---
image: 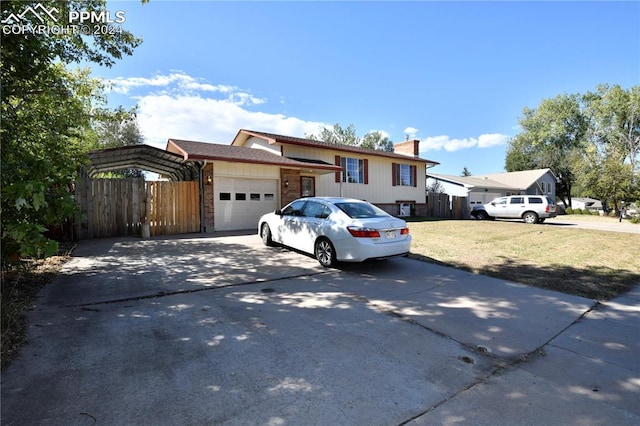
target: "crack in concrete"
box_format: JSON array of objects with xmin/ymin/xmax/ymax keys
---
[{"xmin": 56, "ymin": 270, "xmax": 331, "ymax": 310}]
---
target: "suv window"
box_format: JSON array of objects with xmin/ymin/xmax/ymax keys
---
[
  {"xmin": 510, "ymin": 197, "xmax": 524, "ymax": 204},
  {"xmin": 492, "ymin": 197, "xmax": 507, "ymax": 205},
  {"xmin": 528, "ymin": 197, "xmax": 543, "ymax": 204}
]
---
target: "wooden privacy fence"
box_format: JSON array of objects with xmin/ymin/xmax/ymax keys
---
[
  {"xmin": 146, "ymin": 181, "xmax": 200, "ymax": 237},
  {"xmin": 75, "ymin": 178, "xmax": 200, "ymax": 239},
  {"xmin": 427, "ymin": 192, "xmax": 470, "ymax": 219}
]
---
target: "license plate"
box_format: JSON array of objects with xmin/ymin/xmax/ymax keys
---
[{"xmin": 385, "ymin": 230, "xmax": 396, "ymax": 239}]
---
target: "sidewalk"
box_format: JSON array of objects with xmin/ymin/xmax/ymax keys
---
[
  {"xmin": 411, "ymin": 284, "xmax": 640, "ymax": 424},
  {"xmin": 547, "ymin": 217, "xmax": 640, "ymax": 234}
]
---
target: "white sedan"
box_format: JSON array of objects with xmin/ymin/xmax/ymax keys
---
[{"xmin": 258, "ymin": 197, "xmax": 411, "ymax": 267}]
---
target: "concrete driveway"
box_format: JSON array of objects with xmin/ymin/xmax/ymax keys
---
[{"xmin": 2, "ymin": 234, "xmax": 638, "ymax": 425}]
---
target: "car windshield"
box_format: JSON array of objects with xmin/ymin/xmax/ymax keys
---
[{"xmin": 334, "ymin": 202, "xmax": 389, "ymax": 219}]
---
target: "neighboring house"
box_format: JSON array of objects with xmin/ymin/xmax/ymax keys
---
[
  {"xmin": 167, "ymin": 129, "xmax": 439, "ymax": 231},
  {"xmin": 427, "ymin": 169, "xmax": 557, "ymax": 208},
  {"xmin": 569, "ymin": 197, "xmax": 603, "ymax": 212}
]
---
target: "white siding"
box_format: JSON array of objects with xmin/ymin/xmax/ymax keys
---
[
  {"xmin": 283, "ymin": 145, "xmax": 426, "ymax": 203},
  {"xmin": 214, "ymin": 162, "xmax": 280, "ymax": 179}
]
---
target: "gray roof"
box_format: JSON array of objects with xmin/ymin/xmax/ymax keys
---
[
  {"xmin": 429, "ymin": 169, "xmax": 554, "ymax": 191},
  {"xmin": 167, "ymin": 138, "xmax": 341, "ymax": 174}
]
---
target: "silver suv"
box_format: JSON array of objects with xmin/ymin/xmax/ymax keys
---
[{"xmin": 471, "ymin": 195, "xmax": 557, "ymax": 223}]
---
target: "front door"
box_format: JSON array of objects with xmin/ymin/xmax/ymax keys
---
[{"xmin": 301, "ymin": 176, "xmax": 315, "ymax": 197}]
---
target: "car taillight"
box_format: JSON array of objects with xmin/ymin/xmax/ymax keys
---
[
  {"xmin": 401, "ymin": 227, "xmax": 409, "ymax": 235},
  {"xmin": 545, "ymin": 206, "xmax": 550, "ymax": 212},
  {"xmin": 347, "ymin": 227, "xmax": 380, "ymax": 238}
]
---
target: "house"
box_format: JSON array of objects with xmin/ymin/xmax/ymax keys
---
[
  {"xmin": 167, "ymin": 129, "xmax": 439, "ymax": 231},
  {"xmin": 569, "ymin": 197, "xmax": 603, "ymax": 212},
  {"xmin": 427, "ymin": 169, "xmax": 557, "ymax": 208}
]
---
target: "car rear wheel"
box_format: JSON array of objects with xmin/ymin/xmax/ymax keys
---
[
  {"xmin": 315, "ymin": 238, "xmax": 336, "ymax": 267},
  {"xmin": 523, "ymin": 211, "xmax": 538, "ymax": 224},
  {"xmin": 260, "ymin": 223, "xmax": 275, "ymax": 246}
]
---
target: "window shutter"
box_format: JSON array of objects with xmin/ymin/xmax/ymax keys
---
[
  {"xmin": 392, "ymin": 163, "xmax": 397, "ymax": 186},
  {"xmin": 412, "ymin": 165, "xmax": 417, "ymax": 187},
  {"xmin": 363, "ymin": 159, "xmax": 369, "ymax": 184},
  {"xmin": 335, "ymin": 155, "xmax": 341, "ymax": 183}
]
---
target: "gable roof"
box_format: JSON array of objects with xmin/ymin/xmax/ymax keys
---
[
  {"xmin": 478, "ymin": 169, "xmax": 555, "ymax": 189},
  {"xmin": 233, "ymin": 129, "xmax": 440, "ymax": 166},
  {"xmin": 166, "ymin": 138, "xmax": 341, "ymax": 173},
  {"xmin": 429, "ymin": 168, "xmax": 555, "ymax": 191}
]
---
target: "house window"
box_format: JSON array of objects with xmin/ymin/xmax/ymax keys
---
[
  {"xmin": 341, "ymin": 157, "xmax": 365, "ymax": 183},
  {"xmin": 250, "ymin": 193, "xmax": 260, "ymax": 201},
  {"xmin": 235, "ymin": 193, "xmax": 246, "ymax": 201},
  {"xmin": 393, "ymin": 164, "xmax": 416, "ymax": 187},
  {"xmin": 220, "ymin": 192, "xmax": 231, "ymax": 201}
]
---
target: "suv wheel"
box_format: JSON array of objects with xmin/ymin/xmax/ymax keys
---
[
  {"xmin": 476, "ymin": 210, "xmax": 489, "ymax": 220},
  {"xmin": 523, "ymin": 211, "xmax": 538, "ymax": 224}
]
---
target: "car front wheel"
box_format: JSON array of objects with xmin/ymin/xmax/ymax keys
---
[
  {"xmin": 315, "ymin": 238, "xmax": 336, "ymax": 267},
  {"xmin": 523, "ymin": 212, "xmax": 538, "ymax": 224},
  {"xmin": 260, "ymin": 223, "xmax": 275, "ymax": 246}
]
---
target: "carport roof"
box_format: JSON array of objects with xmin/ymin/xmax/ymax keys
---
[
  {"xmin": 167, "ymin": 138, "xmax": 341, "ymax": 174},
  {"xmin": 86, "ymin": 145, "xmax": 201, "ymax": 181}
]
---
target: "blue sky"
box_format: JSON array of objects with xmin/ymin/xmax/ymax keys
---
[{"xmin": 97, "ymin": 1, "xmax": 640, "ymax": 176}]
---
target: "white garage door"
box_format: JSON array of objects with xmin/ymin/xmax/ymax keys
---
[
  {"xmin": 214, "ymin": 178, "xmax": 278, "ymax": 231},
  {"xmin": 469, "ymin": 192, "xmax": 502, "ymax": 207}
]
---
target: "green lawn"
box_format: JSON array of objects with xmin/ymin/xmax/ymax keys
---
[{"xmin": 407, "ymin": 217, "xmax": 640, "ymax": 301}]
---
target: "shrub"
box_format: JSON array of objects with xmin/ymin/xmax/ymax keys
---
[{"xmin": 565, "ymin": 207, "xmax": 573, "ymax": 214}]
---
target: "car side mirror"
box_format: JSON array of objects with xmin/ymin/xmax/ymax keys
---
[
  {"xmin": 490, "ymin": 202, "xmax": 496, "ymax": 206},
  {"xmin": 275, "ymin": 209, "xmax": 282, "ymax": 216}
]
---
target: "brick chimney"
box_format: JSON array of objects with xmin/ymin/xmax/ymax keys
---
[{"xmin": 394, "ymin": 139, "xmax": 420, "ymax": 157}]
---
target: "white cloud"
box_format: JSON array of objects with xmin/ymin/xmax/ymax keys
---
[
  {"xmin": 478, "ymin": 133, "xmax": 510, "ymax": 148},
  {"xmin": 107, "ymin": 71, "xmax": 246, "ymax": 99},
  {"xmin": 136, "ymin": 94, "xmax": 325, "ymax": 149},
  {"xmin": 420, "ymin": 133, "xmax": 509, "ymax": 152},
  {"xmin": 404, "ymin": 127, "xmax": 419, "ymax": 138},
  {"xmin": 104, "ymin": 71, "xmax": 326, "ymax": 148}
]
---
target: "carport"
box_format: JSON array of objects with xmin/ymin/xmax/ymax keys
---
[{"xmin": 77, "ymin": 145, "xmax": 205, "ymax": 239}]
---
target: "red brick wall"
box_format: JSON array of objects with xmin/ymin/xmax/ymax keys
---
[
  {"xmin": 280, "ymin": 169, "xmax": 301, "ymax": 207},
  {"xmin": 202, "ymin": 163, "xmax": 214, "ymax": 232}
]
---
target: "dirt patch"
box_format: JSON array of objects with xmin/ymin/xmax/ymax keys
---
[{"xmin": 1, "ymin": 245, "xmax": 74, "ymax": 370}]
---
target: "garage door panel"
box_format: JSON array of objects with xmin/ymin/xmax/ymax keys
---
[{"xmin": 214, "ymin": 178, "xmax": 277, "ymax": 231}]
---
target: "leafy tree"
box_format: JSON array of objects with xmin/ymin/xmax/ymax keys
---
[
  {"xmin": 461, "ymin": 167, "xmax": 471, "ymax": 176},
  {"xmin": 1, "ymin": 0, "xmax": 143, "ymax": 260},
  {"xmin": 505, "ymin": 93, "xmax": 588, "ymax": 207},
  {"xmin": 426, "ymin": 180, "xmax": 445, "ymax": 193},
  {"xmin": 579, "ymin": 85, "xmax": 640, "ymax": 211},
  {"xmin": 90, "ymin": 114, "xmax": 145, "ymax": 178},
  {"xmin": 584, "ymin": 85, "xmax": 640, "ymax": 173},
  {"xmin": 307, "ymin": 123, "xmax": 395, "ymax": 152},
  {"xmin": 361, "ymin": 131, "xmax": 394, "ymax": 152},
  {"xmin": 307, "ymin": 123, "xmax": 360, "ymax": 146}
]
